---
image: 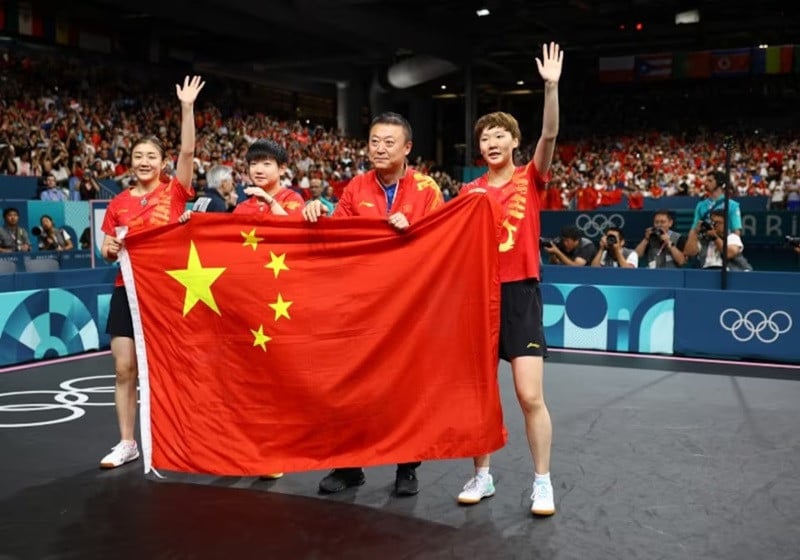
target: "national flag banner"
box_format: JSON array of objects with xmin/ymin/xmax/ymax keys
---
[
  {"xmin": 711, "ymin": 48, "xmax": 751, "ymax": 76},
  {"xmin": 120, "ymin": 195, "xmax": 506, "ymax": 476},
  {"xmin": 598, "ymin": 56, "xmax": 635, "ymax": 83},
  {"xmin": 673, "ymin": 51, "xmax": 711, "ymax": 79},
  {"xmin": 635, "ymin": 53, "xmax": 673, "ymax": 80},
  {"xmin": 17, "ymin": 1, "xmax": 42, "ymax": 37},
  {"xmin": 765, "ymin": 45, "xmax": 793, "ymax": 74},
  {"xmin": 55, "ymin": 18, "xmax": 77, "ymax": 46}
]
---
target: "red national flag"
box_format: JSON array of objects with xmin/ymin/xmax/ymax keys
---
[
  {"xmin": 121, "ymin": 195, "xmax": 506, "ymax": 475},
  {"xmin": 17, "ymin": 1, "xmax": 42, "ymax": 37}
]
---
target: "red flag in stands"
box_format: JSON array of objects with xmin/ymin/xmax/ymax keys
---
[{"xmin": 121, "ymin": 195, "xmax": 505, "ymax": 476}]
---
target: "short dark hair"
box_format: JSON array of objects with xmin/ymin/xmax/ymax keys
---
[
  {"xmin": 653, "ymin": 209, "xmax": 674, "ymax": 221},
  {"xmin": 246, "ymin": 139, "xmax": 288, "ymax": 166},
  {"xmin": 3, "ymin": 207, "xmax": 19, "ymax": 219},
  {"xmin": 605, "ymin": 226, "xmax": 625, "ymax": 240},
  {"xmin": 710, "ymin": 209, "xmax": 726, "ymax": 220},
  {"xmin": 710, "ymin": 171, "xmax": 728, "ymax": 190},
  {"xmin": 560, "ymin": 225, "xmax": 582, "ymax": 240},
  {"xmin": 474, "ymin": 112, "xmax": 521, "ymax": 145},
  {"xmin": 370, "ymin": 112, "xmax": 413, "ymax": 142}
]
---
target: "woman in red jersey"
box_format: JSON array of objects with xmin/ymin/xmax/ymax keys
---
[
  {"xmin": 98, "ymin": 75, "xmax": 205, "ymax": 468},
  {"xmin": 456, "ymin": 43, "xmax": 562, "ymax": 516}
]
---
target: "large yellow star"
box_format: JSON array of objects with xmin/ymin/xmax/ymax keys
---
[
  {"xmin": 250, "ymin": 324, "xmax": 272, "ymax": 351},
  {"xmin": 268, "ymin": 293, "xmax": 293, "ymax": 321},
  {"xmin": 166, "ymin": 241, "xmax": 226, "ymax": 316},
  {"xmin": 265, "ymin": 251, "xmax": 289, "ymax": 278},
  {"xmin": 241, "ymin": 228, "xmax": 264, "ymax": 251}
]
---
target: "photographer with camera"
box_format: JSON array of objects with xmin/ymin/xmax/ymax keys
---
[
  {"xmin": 78, "ymin": 170, "xmax": 102, "ymax": 200},
  {"xmin": 635, "ymin": 209, "xmax": 686, "ymax": 269},
  {"xmin": 692, "ymin": 171, "xmax": 741, "ymax": 236},
  {"xmin": 543, "ymin": 225, "xmax": 597, "ymax": 266},
  {"xmin": 591, "ymin": 226, "xmax": 638, "ymax": 268},
  {"xmin": 684, "ymin": 209, "xmax": 750, "ymax": 270},
  {"xmin": 0, "ymin": 207, "xmax": 32, "ymax": 253},
  {"xmin": 34, "ymin": 214, "xmax": 73, "ymax": 251}
]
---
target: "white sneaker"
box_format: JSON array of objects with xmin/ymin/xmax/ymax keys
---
[
  {"xmin": 530, "ymin": 480, "xmax": 555, "ymax": 516},
  {"xmin": 100, "ymin": 441, "xmax": 140, "ymax": 469},
  {"xmin": 457, "ymin": 474, "xmax": 495, "ymax": 504}
]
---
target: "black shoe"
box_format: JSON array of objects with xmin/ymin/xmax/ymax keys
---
[
  {"xmin": 395, "ymin": 467, "xmax": 419, "ymax": 496},
  {"xmin": 318, "ymin": 468, "xmax": 365, "ymax": 494}
]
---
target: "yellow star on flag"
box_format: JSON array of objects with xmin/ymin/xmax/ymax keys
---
[
  {"xmin": 250, "ymin": 324, "xmax": 272, "ymax": 351},
  {"xmin": 166, "ymin": 241, "xmax": 226, "ymax": 316},
  {"xmin": 268, "ymin": 293, "xmax": 293, "ymax": 321},
  {"xmin": 241, "ymin": 228, "xmax": 264, "ymax": 251},
  {"xmin": 265, "ymin": 251, "xmax": 289, "ymax": 278}
]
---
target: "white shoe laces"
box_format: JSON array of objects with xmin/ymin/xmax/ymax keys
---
[
  {"xmin": 462, "ymin": 476, "xmax": 481, "ymax": 493},
  {"xmin": 532, "ymin": 481, "xmax": 552, "ymax": 501}
]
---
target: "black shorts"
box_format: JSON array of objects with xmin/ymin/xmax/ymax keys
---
[
  {"xmin": 499, "ymin": 279, "xmax": 548, "ymax": 361},
  {"xmin": 106, "ymin": 286, "xmax": 134, "ymax": 339}
]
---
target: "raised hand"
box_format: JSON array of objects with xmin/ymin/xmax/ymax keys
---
[
  {"xmin": 176, "ymin": 75, "xmax": 206, "ymax": 105},
  {"xmin": 536, "ymin": 42, "xmax": 563, "ymax": 84}
]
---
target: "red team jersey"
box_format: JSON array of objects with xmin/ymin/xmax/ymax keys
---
[
  {"xmin": 333, "ymin": 167, "xmax": 443, "ymax": 223},
  {"xmin": 461, "ymin": 162, "xmax": 547, "ymax": 283},
  {"xmin": 102, "ymin": 177, "xmax": 194, "ymax": 286},
  {"xmin": 233, "ymin": 188, "xmax": 305, "ymax": 216}
]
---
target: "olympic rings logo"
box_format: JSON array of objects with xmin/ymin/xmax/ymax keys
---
[
  {"xmin": 0, "ymin": 375, "xmax": 119, "ymax": 428},
  {"xmin": 719, "ymin": 309, "xmax": 793, "ymax": 344},
  {"xmin": 575, "ymin": 214, "xmax": 625, "ymax": 237}
]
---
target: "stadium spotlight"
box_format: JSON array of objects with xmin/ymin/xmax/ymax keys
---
[{"xmin": 476, "ymin": 8, "xmax": 490, "ymax": 17}]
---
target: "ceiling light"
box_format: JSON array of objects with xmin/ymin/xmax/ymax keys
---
[
  {"xmin": 476, "ymin": 8, "xmax": 490, "ymax": 17},
  {"xmin": 516, "ymin": 80, "xmax": 524, "ymax": 85},
  {"xmin": 441, "ymin": 84, "xmax": 447, "ymax": 90},
  {"xmin": 675, "ymin": 9, "xmax": 700, "ymax": 25}
]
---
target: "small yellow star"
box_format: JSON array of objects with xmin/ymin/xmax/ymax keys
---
[
  {"xmin": 250, "ymin": 324, "xmax": 272, "ymax": 351},
  {"xmin": 166, "ymin": 241, "xmax": 226, "ymax": 316},
  {"xmin": 268, "ymin": 293, "xmax": 293, "ymax": 321},
  {"xmin": 265, "ymin": 251, "xmax": 289, "ymax": 278},
  {"xmin": 241, "ymin": 228, "xmax": 264, "ymax": 251}
]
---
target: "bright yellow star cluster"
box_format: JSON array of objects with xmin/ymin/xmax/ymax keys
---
[{"xmin": 166, "ymin": 230, "xmax": 295, "ymax": 353}]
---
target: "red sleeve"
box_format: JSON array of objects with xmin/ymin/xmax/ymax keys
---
[
  {"xmin": 525, "ymin": 161, "xmax": 549, "ymax": 192},
  {"xmin": 332, "ymin": 180, "xmax": 357, "ymax": 217},
  {"xmin": 170, "ymin": 176, "xmax": 194, "ymax": 203},
  {"xmin": 101, "ymin": 198, "xmax": 119, "ymax": 236}
]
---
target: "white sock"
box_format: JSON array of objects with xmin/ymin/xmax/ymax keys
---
[
  {"xmin": 121, "ymin": 439, "xmax": 137, "ymax": 447},
  {"xmin": 476, "ymin": 467, "xmax": 490, "ymax": 478},
  {"xmin": 534, "ymin": 472, "xmax": 551, "ymax": 485}
]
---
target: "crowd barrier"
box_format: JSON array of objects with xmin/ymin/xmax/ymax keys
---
[
  {"xmin": 0, "ymin": 175, "xmax": 120, "ymax": 200},
  {"xmin": 0, "ymin": 264, "xmax": 796, "ymax": 367},
  {"xmin": 540, "ymin": 209, "xmax": 799, "ymax": 243}
]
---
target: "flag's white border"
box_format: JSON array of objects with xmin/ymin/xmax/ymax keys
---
[{"xmin": 117, "ymin": 226, "xmax": 154, "ymax": 474}]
